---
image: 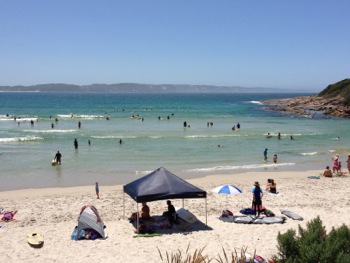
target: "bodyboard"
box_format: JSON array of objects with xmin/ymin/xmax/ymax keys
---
[
  {"xmin": 280, "ymin": 209, "xmax": 303, "ymax": 220},
  {"xmin": 175, "ymin": 207, "xmax": 197, "ymax": 224},
  {"xmin": 233, "ymin": 215, "xmax": 254, "ymax": 224}
]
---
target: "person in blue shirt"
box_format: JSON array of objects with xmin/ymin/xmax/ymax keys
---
[
  {"xmin": 263, "ymin": 148, "xmax": 268, "ymax": 161},
  {"xmin": 252, "ymin": 182, "xmax": 263, "ymax": 217}
]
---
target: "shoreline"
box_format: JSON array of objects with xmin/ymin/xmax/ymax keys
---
[
  {"xmin": 0, "ymin": 161, "xmax": 323, "ymax": 192},
  {"xmin": 1, "ymin": 169, "xmax": 349, "ymax": 262}
]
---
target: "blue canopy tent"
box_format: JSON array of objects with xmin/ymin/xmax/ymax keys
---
[{"xmin": 123, "ymin": 167, "xmax": 207, "ymax": 227}]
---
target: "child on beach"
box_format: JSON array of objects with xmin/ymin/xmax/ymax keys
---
[
  {"xmin": 95, "ymin": 182, "xmax": 100, "ymax": 199},
  {"xmin": 332, "ymin": 155, "xmax": 341, "ymax": 174},
  {"xmin": 263, "ymin": 148, "xmax": 268, "ymax": 161},
  {"xmin": 273, "ymin": 154, "xmax": 278, "ymax": 163}
]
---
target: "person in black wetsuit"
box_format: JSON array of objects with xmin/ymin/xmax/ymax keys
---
[{"xmin": 54, "ymin": 151, "xmax": 62, "ymax": 164}]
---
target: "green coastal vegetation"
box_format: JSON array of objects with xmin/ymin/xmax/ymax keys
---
[
  {"xmin": 158, "ymin": 217, "xmax": 350, "ymax": 262},
  {"xmin": 318, "ymin": 78, "xmax": 350, "ymax": 106}
]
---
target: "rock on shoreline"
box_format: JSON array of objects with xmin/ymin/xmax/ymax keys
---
[{"xmin": 262, "ymin": 96, "xmax": 350, "ymax": 118}]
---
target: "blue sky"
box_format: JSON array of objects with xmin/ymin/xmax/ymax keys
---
[{"xmin": 1, "ymin": 1, "xmax": 349, "ymax": 91}]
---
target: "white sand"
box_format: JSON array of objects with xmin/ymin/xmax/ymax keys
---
[{"xmin": 0, "ymin": 170, "xmax": 349, "ymax": 262}]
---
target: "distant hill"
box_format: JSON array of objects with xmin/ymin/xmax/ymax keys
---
[
  {"xmin": 0, "ymin": 83, "xmax": 309, "ymax": 93},
  {"xmin": 318, "ymin": 78, "xmax": 350, "ymax": 106}
]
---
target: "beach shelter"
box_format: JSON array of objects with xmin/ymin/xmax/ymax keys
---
[
  {"xmin": 123, "ymin": 167, "xmax": 207, "ymax": 225},
  {"xmin": 77, "ymin": 205, "xmax": 106, "ymax": 239}
]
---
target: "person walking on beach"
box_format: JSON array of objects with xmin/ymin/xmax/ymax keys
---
[
  {"xmin": 263, "ymin": 148, "xmax": 268, "ymax": 161},
  {"xmin": 95, "ymin": 182, "xmax": 100, "ymax": 199},
  {"xmin": 74, "ymin": 138, "xmax": 78, "ymax": 150},
  {"xmin": 54, "ymin": 151, "xmax": 62, "ymax": 164},
  {"xmin": 252, "ymin": 182, "xmax": 263, "ymax": 217}
]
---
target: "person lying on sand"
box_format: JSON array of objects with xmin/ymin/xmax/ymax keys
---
[{"xmin": 1, "ymin": 210, "xmax": 17, "ymax": 222}]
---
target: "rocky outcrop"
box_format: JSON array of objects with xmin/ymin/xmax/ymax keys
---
[{"xmin": 262, "ymin": 95, "xmax": 350, "ymax": 118}]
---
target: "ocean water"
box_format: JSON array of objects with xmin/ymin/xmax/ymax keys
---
[{"xmin": 0, "ymin": 92, "xmax": 349, "ymax": 191}]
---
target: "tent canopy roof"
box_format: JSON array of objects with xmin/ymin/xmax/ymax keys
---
[{"xmin": 123, "ymin": 167, "xmax": 207, "ymax": 203}]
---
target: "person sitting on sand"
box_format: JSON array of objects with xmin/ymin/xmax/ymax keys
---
[
  {"xmin": 346, "ymin": 153, "xmax": 350, "ymax": 173},
  {"xmin": 1, "ymin": 210, "xmax": 17, "ymax": 222},
  {"xmin": 129, "ymin": 202, "xmax": 150, "ymax": 222},
  {"xmin": 141, "ymin": 202, "xmax": 150, "ymax": 219},
  {"xmin": 162, "ymin": 200, "xmax": 177, "ymax": 225},
  {"xmin": 265, "ymin": 179, "xmax": 272, "ymax": 191},
  {"xmin": 269, "ymin": 179, "xmax": 277, "ymax": 193},
  {"xmin": 265, "ymin": 179, "xmax": 277, "ymax": 193},
  {"xmin": 323, "ymin": 166, "xmax": 333, "ymax": 178}
]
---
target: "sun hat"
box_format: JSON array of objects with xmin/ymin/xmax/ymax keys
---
[{"xmin": 254, "ymin": 181, "xmax": 259, "ymax": 186}]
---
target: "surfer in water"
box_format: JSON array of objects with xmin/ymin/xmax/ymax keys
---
[
  {"xmin": 74, "ymin": 138, "xmax": 78, "ymax": 149},
  {"xmin": 54, "ymin": 151, "xmax": 62, "ymax": 164}
]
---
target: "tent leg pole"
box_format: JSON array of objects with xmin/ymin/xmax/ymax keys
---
[
  {"xmin": 123, "ymin": 193, "xmax": 125, "ymax": 219},
  {"xmin": 136, "ymin": 203, "xmax": 139, "ymax": 231},
  {"xmin": 205, "ymin": 197, "xmax": 207, "ymax": 226}
]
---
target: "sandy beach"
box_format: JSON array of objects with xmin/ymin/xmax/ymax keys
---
[{"xmin": 1, "ymin": 169, "xmax": 349, "ymax": 262}]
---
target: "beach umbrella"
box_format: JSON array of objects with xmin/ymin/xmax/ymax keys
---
[
  {"xmin": 212, "ymin": 185, "xmax": 242, "ymax": 195},
  {"xmin": 212, "ymin": 184, "xmax": 242, "ymax": 208}
]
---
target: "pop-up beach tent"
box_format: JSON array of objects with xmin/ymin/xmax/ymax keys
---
[
  {"xmin": 123, "ymin": 167, "xmax": 207, "ymax": 226},
  {"xmin": 77, "ymin": 205, "xmax": 107, "ymax": 239}
]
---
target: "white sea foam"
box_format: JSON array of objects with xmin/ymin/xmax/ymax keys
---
[
  {"xmin": 300, "ymin": 152, "xmax": 318, "ymax": 156},
  {"xmin": 91, "ymin": 135, "xmax": 137, "ymax": 139},
  {"xmin": 184, "ymin": 162, "xmax": 295, "ymax": 172},
  {"xmin": 250, "ymin": 101, "xmax": 263, "ymax": 105},
  {"xmin": 184, "ymin": 134, "xmax": 241, "ymax": 139},
  {"xmin": 57, "ymin": 114, "xmax": 105, "ymax": 119},
  {"xmin": 22, "ymin": 129, "xmax": 77, "ymax": 133},
  {"xmin": 0, "ymin": 136, "xmax": 43, "ymax": 143},
  {"xmin": 12, "ymin": 118, "xmax": 38, "ymax": 122}
]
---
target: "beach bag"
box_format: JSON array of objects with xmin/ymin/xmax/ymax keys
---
[
  {"xmin": 222, "ymin": 209, "xmax": 233, "ymax": 217},
  {"xmin": 240, "ymin": 208, "xmax": 255, "ymax": 215},
  {"xmin": 264, "ymin": 209, "xmax": 275, "ymax": 217}
]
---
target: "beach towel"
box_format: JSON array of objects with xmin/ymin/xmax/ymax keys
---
[
  {"xmin": 133, "ymin": 233, "xmax": 162, "ymax": 238},
  {"xmin": 280, "ymin": 209, "xmax": 303, "ymax": 221},
  {"xmin": 308, "ymin": 176, "xmax": 320, "ymax": 179}
]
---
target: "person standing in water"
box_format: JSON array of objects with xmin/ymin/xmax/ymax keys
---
[
  {"xmin": 74, "ymin": 138, "xmax": 78, "ymax": 149},
  {"xmin": 78, "ymin": 121, "xmax": 81, "ymax": 129},
  {"xmin": 54, "ymin": 151, "xmax": 62, "ymax": 164},
  {"xmin": 263, "ymin": 148, "xmax": 268, "ymax": 161},
  {"xmin": 273, "ymin": 154, "xmax": 278, "ymax": 163}
]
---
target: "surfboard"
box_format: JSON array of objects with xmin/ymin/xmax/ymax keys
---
[
  {"xmin": 175, "ymin": 207, "xmax": 197, "ymax": 224},
  {"xmin": 27, "ymin": 230, "xmax": 44, "ymax": 248},
  {"xmin": 51, "ymin": 160, "xmax": 58, "ymax": 166}
]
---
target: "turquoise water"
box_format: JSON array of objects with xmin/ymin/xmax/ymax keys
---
[{"xmin": 0, "ymin": 92, "xmax": 349, "ymax": 191}]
